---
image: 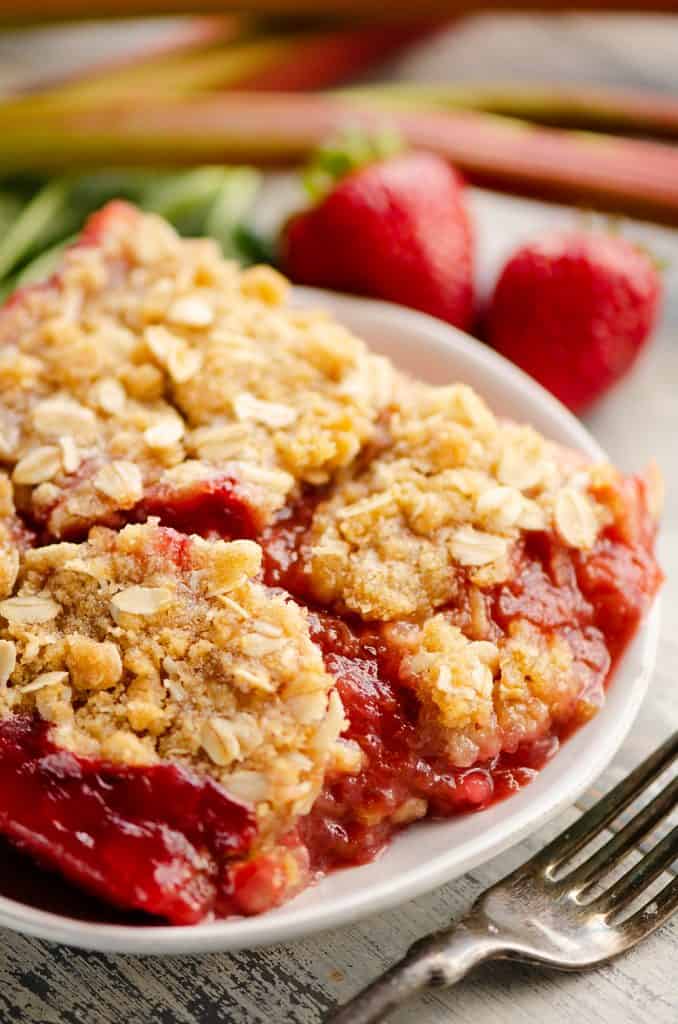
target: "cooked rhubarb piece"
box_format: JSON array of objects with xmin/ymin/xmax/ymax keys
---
[
  {"xmin": 0, "ymin": 201, "xmax": 391, "ymax": 540},
  {"xmin": 297, "ymin": 611, "xmax": 558, "ymax": 869},
  {"xmin": 0, "ymin": 715, "xmax": 255, "ymax": 924},
  {"xmin": 139, "ymin": 470, "xmax": 262, "ymax": 539},
  {"xmin": 0, "ymin": 520, "xmax": 345, "ymax": 920}
]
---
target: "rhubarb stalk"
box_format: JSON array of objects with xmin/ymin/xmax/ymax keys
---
[
  {"xmin": 343, "ymin": 82, "xmax": 678, "ymax": 142},
  {"xmin": 3, "ymin": 94, "xmax": 678, "ymax": 224},
  {"xmin": 2, "ymin": 25, "xmax": 435, "ymax": 116}
]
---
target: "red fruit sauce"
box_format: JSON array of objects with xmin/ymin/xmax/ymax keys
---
[
  {"xmin": 139, "ymin": 475, "xmax": 261, "ymax": 541},
  {"xmin": 0, "ymin": 715, "xmax": 256, "ymax": 924},
  {"xmin": 299, "ymin": 611, "xmax": 559, "ymax": 871}
]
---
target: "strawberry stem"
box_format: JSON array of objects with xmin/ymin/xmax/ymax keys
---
[
  {"xmin": 0, "ymin": 179, "xmax": 76, "ymax": 280},
  {"xmin": 302, "ymin": 126, "xmax": 403, "ymax": 199}
]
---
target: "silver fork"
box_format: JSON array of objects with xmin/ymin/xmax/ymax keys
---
[{"xmin": 327, "ymin": 730, "xmax": 678, "ymax": 1024}]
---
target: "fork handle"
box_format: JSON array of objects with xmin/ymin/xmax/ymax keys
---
[{"xmin": 326, "ymin": 921, "xmax": 506, "ymax": 1024}]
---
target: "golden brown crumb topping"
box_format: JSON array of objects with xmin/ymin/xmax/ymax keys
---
[
  {"xmin": 0, "ymin": 520, "xmax": 346, "ymax": 839},
  {"xmin": 309, "ymin": 383, "xmax": 616, "ymax": 621},
  {"xmin": 0, "ymin": 473, "xmax": 25, "ymax": 600},
  {"xmin": 0, "ymin": 206, "xmax": 392, "ymax": 537},
  {"xmin": 394, "ymin": 614, "xmax": 582, "ymax": 766}
]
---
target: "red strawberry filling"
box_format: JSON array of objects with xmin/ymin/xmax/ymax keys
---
[
  {"xmin": 300, "ymin": 611, "xmax": 557, "ymax": 869},
  {"xmin": 0, "ymin": 715, "xmax": 256, "ymax": 924},
  {"xmin": 0, "ymin": 494, "xmax": 654, "ymax": 920},
  {"xmin": 139, "ymin": 475, "xmax": 262, "ymax": 541},
  {"xmin": 27, "ymin": 470, "xmax": 264, "ymax": 546}
]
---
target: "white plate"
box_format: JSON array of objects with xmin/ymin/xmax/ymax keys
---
[{"xmin": 0, "ymin": 289, "xmax": 660, "ymax": 954}]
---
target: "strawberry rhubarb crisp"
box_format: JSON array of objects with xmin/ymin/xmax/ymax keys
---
[{"xmin": 0, "ymin": 203, "xmax": 662, "ymax": 922}]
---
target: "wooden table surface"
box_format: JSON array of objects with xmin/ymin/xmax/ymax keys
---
[{"xmin": 0, "ymin": 14, "xmax": 676, "ymax": 1024}]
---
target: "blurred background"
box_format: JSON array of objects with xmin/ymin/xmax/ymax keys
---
[
  {"xmin": 3, "ymin": 14, "xmax": 678, "ymax": 93},
  {"xmin": 0, "ymin": 10, "xmax": 675, "ymax": 423}
]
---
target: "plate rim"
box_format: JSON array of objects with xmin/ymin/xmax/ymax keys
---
[{"xmin": 0, "ymin": 289, "xmax": 661, "ymax": 954}]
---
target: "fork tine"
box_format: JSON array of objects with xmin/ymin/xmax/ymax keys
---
[
  {"xmin": 531, "ymin": 730, "xmax": 678, "ymax": 873},
  {"xmin": 591, "ymin": 822, "xmax": 678, "ymax": 917},
  {"xmin": 563, "ymin": 774, "xmax": 678, "ymax": 891},
  {"xmin": 622, "ymin": 873, "xmax": 678, "ymax": 943}
]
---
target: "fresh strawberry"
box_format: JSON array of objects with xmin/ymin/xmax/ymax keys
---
[
  {"xmin": 281, "ymin": 152, "xmax": 474, "ymax": 331},
  {"xmin": 486, "ymin": 232, "xmax": 662, "ymax": 412}
]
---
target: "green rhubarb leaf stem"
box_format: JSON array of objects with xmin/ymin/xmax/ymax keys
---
[
  {"xmin": 142, "ymin": 166, "xmax": 244, "ymax": 235},
  {"xmin": 1, "ymin": 94, "xmax": 676, "ymax": 224},
  {"xmin": 0, "ymin": 179, "xmax": 76, "ymax": 280},
  {"xmin": 204, "ymin": 167, "xmax": 261, "ymax": 257},
  {"xmin": 15, "ymin": 234, "xmax": 77, "ymax": 286}
]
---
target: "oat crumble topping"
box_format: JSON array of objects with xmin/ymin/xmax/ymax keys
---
[
  {"xmin": 396, "ymin": 614, "xmax": 582, "ymax": 766},
  {"xmin": 0, "ymin": 472, "xmax": 30, "ymax": 600},
  {"xmin": 309, "ymin": 383, "xmax": 616, "ymax": 621},
  {"xmin": 0, "ymin": 204, "xmax": 392, "ymax": 538},
  {"xmin": 0, "ymin": 520, "xmax": 345, "ymax": 840}
]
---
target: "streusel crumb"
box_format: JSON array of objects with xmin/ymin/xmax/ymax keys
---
[
  {"xmin": 0, "ymin": 202, "xmax": 392, "ymax": 538},
  {"xmin": 0, "ymin": 520, "xmax": 345, "ymax": 839},
  {"xmin": 397, "ymin": 614, "xmax": 580, "ymax": 767},
  {"xmin": 0, "ymin": 472, "xmax": 32, "ymax": 601},
  {"xmin": 309, "ymin": 383, "xmax": 618, "ymax": 620}
]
